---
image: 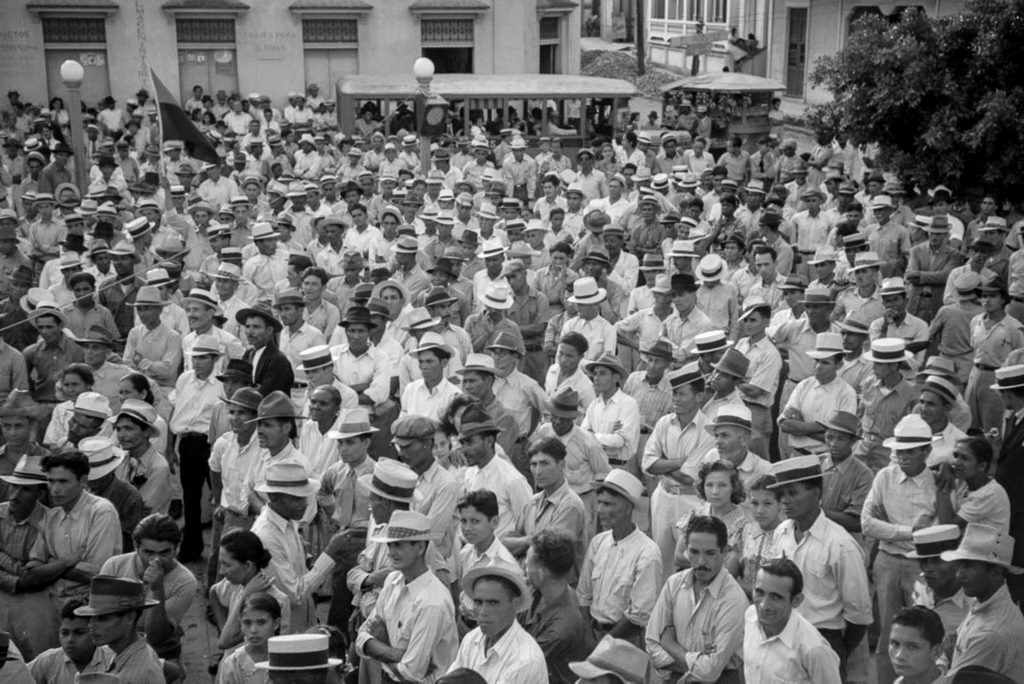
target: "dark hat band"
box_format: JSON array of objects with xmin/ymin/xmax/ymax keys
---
[
  {"xmin": 9, "ymin": 470, "xmax": 46, "ymax": 483},
  {"xmin": 772, "ymin": 464, "xmax": 821, "ymax": 484},
  {"xmin": 994, "ymin": 375, "xmax": 1024, "ymax": 390},
  {"xmin": 371, "ymin": 475, "xmax": 415, "ymax": 499},
  {"xmin": 913, "ymin": 539, "xmax": 960, "ymax": 557},
  {"xmin": 669, "ymin": 371, "xmax": 703, "ymax": 389},
  {"xmin": 695, "ymin": 339, "xmax": 727, "ymax": 354},
  {"xmin": 302, "ymin": 355, "xmax": 333, "ymax": 370},
  {"xmin": 871, "ymin": 348, "xmax": 907, "ymax": 362},
  {"xmin": 265, "ymin": 478, "xmax": 312, "ymax": 489},
  {"xmin": 89, "ymin": 454, "xmax": 119, "ymax": 469},
  {"xmin": 382, "ymin": 526, "xmax": 430, "ymax": 539},
  {"xmin": 268, "ymin": 650, "xmax": 328, "ymax": 669},
  {"xmin": 888, "ymin": 435, "xmax": 931, "ymax": 446},
  {"xmin": 711, "ymin": 416, "xmax": 751, "ymax": 431}
]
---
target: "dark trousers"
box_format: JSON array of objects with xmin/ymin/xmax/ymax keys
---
[
  {"xmin": 178, "ymin": 433, "xmax": 211, "ymax": 560},
  {"xmin": 819, "ymin": 626, "xmax": 860, "ymax": 682},
  {"xmin": 327, "ymin": 529, "xmax": 369, "ymax": 631}
]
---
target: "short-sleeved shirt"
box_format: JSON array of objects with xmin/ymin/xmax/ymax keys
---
[{"xmin": 577, "ymin": 526, "xmax": 663, "ymax": 626}]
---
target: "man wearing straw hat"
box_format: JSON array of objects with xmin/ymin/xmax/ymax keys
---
[
  {"xmin": 74, "ymin": 576, "xmax": 163, "ymax": 682},
  {"xmin": 569, "ymin": 634, "xmax": 650, "ymax": 684},
  {"xmin": 942, "ymin": 523, "xmax": 1024, "ymax": 682},
  {"xmin": 581, "ymin": 352, "xmax": 641, "ymax": 472},
  {"xmin": 0, "ymin": 391, "xmax": 47, "ymax": 503},
  {"xmin": 854, "ymin": 337, "xmax": 921, "ymax": 472},
  {"xmin": 67, "ymin": 325, "xmax": 131, "ymax": 412},
  {"xmin": 123, "ymin": 284, "xmax": 182, "ymax": 411},
  {"xmin": 904, "ymin": 524, "xmax": 968, "ymax": 640},
  {"xmin": 355, "ymin": 510, "xmax": 458, "ymax": 683},
  {"xmin": 23, "ymin": 300, "xmax": 84, "ymax": 425},
  {"xmin": 255, "ymin": 632, "xmax": 343, "ymax": 684}
]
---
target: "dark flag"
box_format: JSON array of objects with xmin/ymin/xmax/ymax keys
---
[{"xmin": 150, "ymin": 69, "xmax": 220, "ymax": 164}]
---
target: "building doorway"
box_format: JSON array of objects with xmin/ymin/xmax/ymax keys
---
[{"xmin": 785, "ymin": 7, "xmax": 807, "ymax": 98}]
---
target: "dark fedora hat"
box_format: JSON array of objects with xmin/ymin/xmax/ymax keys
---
[
  {"xmin": 340, "ymin": 305, "xmax": 374, "ymax": 328},
  {"xmin": 74, "ymin": 576, "xmax": 158, "ymax": 616},
  {"xmin": 236, "ymin": 302, "xmax": 283, "ymax": 332},
  {"xmin": 216, "ymin": 358, "xmax": 254, "ymax": 383}
]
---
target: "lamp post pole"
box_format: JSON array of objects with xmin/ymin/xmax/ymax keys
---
[
  {"xmin": 413, "ymin": 57, "xmax": 435, "ymax": 178},
  {"xmin": 60, "ymin": 59, "xmax": 89, "ymax": 193}
]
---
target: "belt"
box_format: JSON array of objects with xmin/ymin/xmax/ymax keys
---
[
  {"xmin": 974, "ymin": 364, "xmax": 998, "ymax": 372},
  {"xmin": 524, "ymin": 344, "xmax": 543, "ymax": 352},
  {"xmin": 591, "ymin": 619, "xmax": 615, "ymax": 633},
  {"xmin": 293, "ymin": 381, "xmax": 309, "ymax": 389},
  {"xmin": 608, "ymin": 457, "xmax": 629, "ymax": 466},
  {"xmin": 179, "ymin": 431, "xmax": 206, "ymax": 439}
]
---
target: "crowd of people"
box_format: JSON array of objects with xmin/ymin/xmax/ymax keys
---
[{"xmin": 0, "ymin": 83, "xmax": 1022, "ymax": 684}]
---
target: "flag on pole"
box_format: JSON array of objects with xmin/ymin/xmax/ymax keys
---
[{"xmin": 149, "ymin": 69, "xmax": 220, "ymax": 164}]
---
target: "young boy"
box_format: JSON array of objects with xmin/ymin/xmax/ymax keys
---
[
  {"xmin": 888, "ymin": 606, "xmax": 945, "ymax": 684},
  {"xmin": 739, "ymin": 475, "xmax": 783, "ymax": 597},
  {"xmin": 28, "ymin": 599, "xmax": 107, "ymax": 681},
  {"xmin": 452, "ymin": 490, "xmax": 517, "ymax": 635}
]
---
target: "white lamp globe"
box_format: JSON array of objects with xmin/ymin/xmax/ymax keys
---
[
  {"xmin": 60, "ymin": 59, "xmax": 85, "ymax": 87},
  {"xmin": 413, "ymin": 57, "xmax": 435, "ymax": 80}
]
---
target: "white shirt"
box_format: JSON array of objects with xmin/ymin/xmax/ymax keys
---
[
  {"xmin": 168, "ymin": 371, "xmax": 221, "ymax": 434},
  {"xmin": 400, "ymin": 378, "xmax": 461, "ymax": 421},
  {"xmin": 447, "ymin": 620, "xmax": 547, "ymax": 684},
  {"xmin": 782, "ymin": 376, "xmax": 857, "ymax": 451},
  {"xmin": 462, "ymin": 455, "xmax": 533, "ymax": 539},
  {"xmin": 561, "ymin": 315, "xmax": 617, "ymax": 360},
  {"xmin": 581, "ymin": 389, "xmax": 641, "ymax": 465},
  {"xmin": 208, "ymin": 431, "xmax": 260, "ymax": 514},
  {"xmin": 742, "ymin": 604, "xmax": 842, "ymax": 684},
  {"xmin": 577, "ymin": 526, "xmax": 662, "ymax": 626}
]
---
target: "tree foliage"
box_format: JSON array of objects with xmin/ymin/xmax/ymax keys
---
[{"xmin": 808, "ymin": 0, "xmax": 1024, "ymax": 197}]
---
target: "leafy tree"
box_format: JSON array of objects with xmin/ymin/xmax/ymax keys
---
[{"xmin": 807, "ymin": 0, "xmax": 1024, "ymax": 197}]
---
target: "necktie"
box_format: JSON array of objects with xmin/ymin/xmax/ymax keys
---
[{"xmin": 335, "ymin": 467, "xmax": 357, "ymax": 529}]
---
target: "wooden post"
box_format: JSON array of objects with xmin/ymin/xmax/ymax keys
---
[{"xmin": 636, "ymin": 0, "xmax": 646, "ymax": 75}]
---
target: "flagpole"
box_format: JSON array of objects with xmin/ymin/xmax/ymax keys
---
[{"xmin": 149, "ymin": 69, "xmax": 168, "ymax": 201}]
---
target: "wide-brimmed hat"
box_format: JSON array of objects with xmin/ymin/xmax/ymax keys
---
[
  {"xmin": 129, "ymin": 285, "xmax": 169, "ymax": 308},
  {"xmin": 642, "ymin": 338, "xmax": 675, "ymax": 361},
  {"xmin": 256, "ymin": 458, "xmax": 319, "ymax": 498},
  {"xmin": 182, "ymin": 288, "xmax": 222, "ymax": 314},
  {"xmin": 666, "ymin": 361, "xmax": 703, "ymax": 391},
  {"xmin": 80, "ymin": 436, "xmax": 125, "ymax": 480},
  {"xmin": 920, "ymin": 375, "xmax": 959, "ymax": 405},
  {"xmin": 697, "ymin": 254, "xmax": 725, "ymax": 283},
  {"xmin": 358, "ymin": 458, "xmax": 417, "ymax": 503},
  {"xmin": 462, "ymin": 559, "xmax": 530, "ymax": 607},
  {"xmin": 458, "ymin": 410, "xmax": 502, "ymax": 439},
  {"xmin": 907, "ymin": 524, "xmax": 962, "ymax": 560},
  {"xmin": 863, "ymin": 337, "xmax": 913, "ymax": 364},
  {"xmin": 567, "ymin": 277, "xmax": 607, "ymax": 305},
  {"xmin": 236, "ymin": 302, "xmax": 283, "ymax": 332},
  {"xmin": 458, "ymin": 353, "xmax": 497, "ymax": 375},
  {"xmin": 836, "ymin": 316, "xmax": 870, "ymax": 335},
  {"xmin": 711, "ymin": 347, "xmax": 750, "ymax": 379},
  {"xmin": 991, "ymin": 364, "xmax": 1024, "ymax": 391},
  {"xmin": 73, "ymin": 392, "xmax": 111, "ymax": 420},
  {"xmin": 222, "ymin": 387, "xmax": 262, "ymax": 411},
  {"xmin": 405, "ymin": 307, "xmax": 441, "ymax": 332},
  {"xmin": 217, "ymin": 358, "xmax": 254, "ymax": 383},
  {"xmin": 705, "ymin": 403, "xmax": 752, "ymax": 435},
  {"xmin": 116, "ymin": 398, "xmax": 159, "ymax": 436},
  {"xmin": 941, "ymin": 523, "xmax": 1022, "ymax": 572},
  {"xmin": 327, "ymin": 407, "xmax": 378, "ymax": 440},
  {"xmin": 187, "ymin": 333, "xmax": 222, "ymax": 357},
  {"xmin": 0, "ymin": 455, "xmax": 48, "ymax": 487},
  {"xmin": 340, "ymin": 305, "xmax": 376, "ymax": 328},
  {"xmin": 690, "ymin": 330, "xmax": 731, "ymax": 355},
  {"xmin": 818, "ymin": 410, "xmax": 860, "ymax": 439},
  {"xmin": 806, "ymin": 332, "xmax": 845, "ymax": 360},
  {"xmin": 585, "ymin": 352, "xmax": 626, "ymax": 378},
  {"xmin": 639, "ymin": 252, "xmax": 665, "ymax": 271},
  {"xmin": 248, "ymin": 391, "xmax": 303, "ymax": 423},
  {"xmin": 569, "ymin": 635, "xmax": 649, "ymax": 684},
  {"xmin": 596, "ymin": 468, "xmax": 644, "ymax": 507},
  {"xmin": 28, "ymin": 299, "xmax": 68, "ymax": 327},
  {"xmin": 738, "ymin": 295, "xmax": 771, "ymax": 322},
  {"xmin": 650, "ymin": 273, "xmax": 672, "ymax": 295},
  {"xmin": 486, "ymin": 330, "xmax": 522, "ymax": 355},
  {"xmin": 254, "ymin": 634, "xmax": 343, "ymax": 671},
  {"xmin": 801, "ymin": 284, "xmax": 834, "ymax": 306},
  {"xmin": 767, "ymin": 455, "xmax": 823, "ymax": 489},
  {"xmin": 369, "ymin": 510, "xmax": 439, "ymax": 543},
  {"xmin": 481, "ymin": 282, "xmax": 514, "ymax": 310},
  {"xmin": 779, "ymin": 274, "xmax": 808, "ymax": 291},
  {"xmin": 807, "ymin": 246, "xmax": 839, "ymax": 266},
  {"xmin": 0, "ymin": 390, "xmax": 39, "ymax": 419},
  {"xmin": 849, "ymin": 251, "xmax": 881, "ymax": 272},
  {"xmin": 548, "ymin": 388, "xmax": 581, "ymax": 419},
  {"xmin": 879, "ymin": 277, "xmax": 909, "ymax": 297},
  {"xmin": 883, "ymin": 414, "xmax": 933, "ymax": 451},
  {"xmin": 74, "ymin": 576, "xmax": 159, "ymax": 617}
]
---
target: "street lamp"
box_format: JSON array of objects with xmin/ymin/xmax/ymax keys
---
[
  {"xmin": 413, "ymin": 57, "xmax": 435, "ymax": 177},
  {"xmin": 59, "ymin": 59, "xmax": 89, "ymax": 194}
]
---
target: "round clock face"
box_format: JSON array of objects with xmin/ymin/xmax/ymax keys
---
[{"xmin": 426, "ymin": 107, "xmax": 446, "ymax": 125}]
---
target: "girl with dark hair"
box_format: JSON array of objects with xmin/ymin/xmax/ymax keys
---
[
  {"xmin": 210, "ymin": 530, "xmax": 292, "ymax": 653},
  {"xmin": 216, "ymin": 592, "xmax": 282, "ymax": 684},
  {"xmin": 672, "ymin": 460, "xmax": 751, "ymax": 575},
  {"xmin": 42, "ymin": 363, "xmax": 97, "ymax": 447}
]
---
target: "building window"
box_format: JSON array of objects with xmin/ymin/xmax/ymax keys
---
[
  {"xmin": 41, "ymin": 17, "xmax": 111, "ymax": 107},
  {"xmin": 302, "ymin": 19, "xmax": 359, "ymax": 95},
  {"xmin": 708, "ymin": 0, "xmax": 727, "ymax": 23},
  {"xmin": 421, "ymin": 18, "xmax": 474, "ymax": 73},
  {"xmin": 650, "ymin": 0, "xmax": 729, "ymax": 25},
  {"xmin": 175, "ymin": 17, "xmax": 238, "ymax": 104},
  {"xmin": 539, "ymin": 17, "xmax": 561, "ymax": 74}
]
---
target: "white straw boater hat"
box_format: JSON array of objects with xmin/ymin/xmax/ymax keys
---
[
  {"xmin": 991, "ymin": 364, "xmax": 1024, "ymax": 391},
  {"xmin": 862, "ymin": 337, "xmax": 913, "ymax": 364},
  {"xmin": 369, "ymin": 510, "xmax": 439, "ymax": 543},
  {"xmin": 767, "ymin": 455, "xmax": 823, "ymax": 489},
  {"xmin": 481, "ymin": 281, "xmax": 514, "ymax": 310},
  {"xmin": 906, "ymin": 524, "xmax": 961, "ymax": 560},
  {"xmin": 358, "ymin": 458, "xmax": 417, "ymax": 504},
  {"xmin": 255, "ymin": 633, "xmax": 343, "ymax": 671},
  {"xmin": 883, "ymin": 414, "xmax": 933, "ymax": 451},
  {"xmin": 255, "ymin": 459, "xmax": 319, "ymax": 498}
]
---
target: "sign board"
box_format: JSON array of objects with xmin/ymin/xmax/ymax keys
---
[{"xmin": 668, "ymin": 30, "xmax": 730, "ymax": 51}]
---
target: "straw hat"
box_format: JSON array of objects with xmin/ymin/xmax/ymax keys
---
[
  {"xmin": 991, "ymin": 364, "xmax": 1024, "ymax": 391},
  {"xmin": 254, "ymin": 634, "xmax": 343, "ymax": 671},
  {"xmin": 116, "ymin": 398, "xmax": 159, "ymax": 436},
  {"xmin": 369, "ymin": 510, "xmax": 439, "ymax": 543},
  {"xmin": 767, "ymin": 455, "xmax": 823, "ymax": 489},
  {"xmin": 255, "ymin": 459, "xmax": 319, "ymax": 498},
  {"xmin": 458, "ymin": 353, "xmax": 497, "ymax": 375},
  {"xmin": 569, "ymin": 635, "xmax": 649, "ymax": 684},
  {"xmin": 481, "ymin": 282, "xmax": 514, "ymax": 310},
  {"xmin": 806, "ymin": 332, "xmax": 845, "ymax": 359},
  {"xmin": 299, "ymin": 345, "xmax": 334, "ymax": 372},
  {"xmin": 80, "ymin": 436, "xmax": 125, "ymax": 480},
  {"xmin": 882, "ymin": 415, "xmax": 933, "ymax": 451},
  {"xmin": 595, "ymin": 469, "xmax": 644, "ymax": 507},
  {"xmin": 690, "ymin": 330, "xmax": 731, "ymax": 356},
  {"xmin": 357, "ymin": 458, "xmax": 417, "ymax": 504},
  {"xmin": 906, "ymin": 524, "xmax": 962, "ymax": 560},
  {"xmin": 0, "ymin": 455, "xmax": 48, "ymax": 487},
  {"xmin": 941, "ymin": 523, "xmax": 1021, "ymax": 572},
  {"xmin": 73, "ymin": 392, "xmax": 111, "ymax": 420},
  {"xmin": 705, "ymin": 404, "xmax": 752, "ymax": 434},
  {"xmin": 585, "ymin": 352, "xmax": 626, "ymax": 379},
  {"xmin": 863, "ymin": 338, "xmax": 913, "ymax": 364},
  {"xmin": 697, "ymin": 254, "xmax": 725, "ymax": 283},
  {"xmin": 462, "ymin": 559, "xmax": 530, "ymax": 603},
  {"xmin": 326, "ymin": 408, "xmax": 378, "ymax": 440},
  {"xmin": 666, "ymin": 361, "xmax": 703, "ymax": 390},
  {"xmin": 567, "ymin": 277, "xmax": 606, "ymax": 305}
]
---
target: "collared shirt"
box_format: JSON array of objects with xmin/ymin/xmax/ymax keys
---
[
  {"xmin": 930, "ymin": 302, "xmax": 983, "ymax": 358},
  {"xmin": 0, "ymin": 501, "xmax": 44, "ymax": 593},
  {"xmin": 622, "ymin": 371, "xmax": 673, "ymax": 431},
  {"xmin": 448, "ymin": 620, "xmax": 548, "ymax": 684},
  {"xmin": 524, "ymin": 587, "xmax": 593, "ymax": 684},
  {"xmin": 773, "ymin": 316, "xmax": 839, "ymax": 382},
  {"xmin": 697, "ymin": 282, "xmax": 739, "ymax": 331},
  {"xmin": 952, "ymin": 477, "xmax": 1010, "ymax": 535},
  {"xmin": 116, "ymin": 443, "xmax": 171, "ymax": 515},
  {"xmin": 561, "ymin": 315, "xmax": 617, "ymax": 360},
  {"xmin": 413, "ymin": 460, "xmax": 459, "ymax": 557},
  {"xmin": 834, "ymin": 286, "xmax": 886, "ymax": 325},
  {"xmin": 209, "ymin": 431, "xmax": 261, "ymax": 515},
  {"xmin": 28, "ymin": 645, "xmax": 107, "ymax": 684},
  {"xmin": 740, "ymin": 523, "xmax": 784, "ymax": 591},
  {"xmin": 782, "ymin": 376, "xmax": 857, "ymax": 451},
  {"xmin": 96, "ymin": 637, "xmax": 163, "ymax": 683},
  {"xmin": 774, "ymin": 511, "xmax": 873, "ymax": 630},
  {"xmin": 401, "ymin": 377, "xmax": 461, "ymax": 421},
  {"xmin": 616, "ymin": 306, "xmax": 668, "ymax": 353},
  {"xmin": 462, "ymin": 455, "xmax": 533, "ymax": 539},
  {"xmin": 581, "ymin": 389, "xmax": 641, "ymax": 466},
  {"xmin": 742, "ymin": 603, "xmax": 842, "ymax": 684},
  {"xmin": 645, "ymin": 568, "xmax": 747, "ymax": 680},
  {"xmin": 543, "ymin": 364, "xmax": 596, "ymax": 411},
  {"xmin": 168, "ymin": 370, "xmax": 221, "ymax": 434},
  {"xmin": 949, "ymin": 584, "xmax": 1024, "ymax": 682},
  {"xmin": 251, "ymin": 504, "xmax": 335, "ymax": 632},
  {"xmin": 749, "ymin": 274, "xmax": 789, "ymax": 313},
  {"xmin": 23, "ymin": 337, "xmax": 85, "ymax": 402},
  {"xmin": 838, "ymin": 354, "xmax": 873, "ymax": 392},
  {"xmin": 734, "ymin": 335, "xmax": 783, "ymax": 407},
  {"xmin": 319, "ymin": 456, "xmax": 375, "ymax": 530},
  {"xmin": 304, "ymin": 299, "xmax": 341, "ymax": 336},
  {"xmin": 532, "ymin": 423, "xmax": 610, "ymax": 495},
  {"xmin": 703, "ymin": 389, "xmax": 744, "ymax": 424},
  {"xmin": 355, "ymin": 569, "xmax": 458, "ymax": 683},
  {"xmin": 911, "ymin": 581, "xmax": 969, "ymax": 639},
  {"xmin": 643, "ymin": 410, "xmax": 714, "ymax": 496},
  {"xmin": 64, "ymin": 304, "xmax": 119, "ymax": 341},
  {"xmin": 279, "ymin": 323, "xmax": 326, "ymax": 372},
  {"xmin": 578, "ymin": 526, "xmax": 662, "ymax": 625},
  {"xmin": 331, "ymin": 343, "xmax": 391, "ymax": 405},
  {"xmin": 30, "ymin": 491, "xmax": 122, "ymax": 599},
  {"xmin": 246, "ymin": 443, "xmax": 312, "ymax": 513},
  {"xmin": 862, "ymin": 464, "xmax": 937, "ymax": 556},
  {"xmin": 181, "ymin": 326, "xmax": 245, "ymax": 373},
  {"xmin": 123, "ymin": 323, "xmax": 182, "ymax": 387},
  {"xmin": 453, "ymin": 536, "xmax": 519, "ymax": 617},
  {"xmin": 517, "ymin": 480, "xmax": 587, "ymax": 558},
  {"xmin": 857, "ymin": 377, "xmax": 919, "ymax": 444},
  {"xmin": 492, "ymin": 370, "xmax": 546, "ymax": 438},
  {"xmin": 242, "ymin": 252, "xmax": 288, "ymax": 299},
  {"xmin": 297, "ymin": 414, "xmax": 343, "ymax": 477},
  {"xmin": 661, "ymin": 307, "xmax": 717, "ymax": 361},
  {"xmin": 99, "ymin": 552, "xmax": 197, "ymax": 658},
  {"xmin": 821, "ymin": 454, "xmax": 873, "ymax": 527},
  {"xmin": 970, "ymin": 313, "xmax": 1024, "ymax": 367}
]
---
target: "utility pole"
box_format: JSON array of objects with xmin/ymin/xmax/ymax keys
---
[{"xmin": 635, "ymin": 0, "xmax": 645, "ymax": 75}]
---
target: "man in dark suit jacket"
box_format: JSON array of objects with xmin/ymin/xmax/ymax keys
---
[
  {"xmin": 993, "ymin": 363, "xmax": 1024, "ymax": 605},
  {"xmin": 236, "ymin": 303, "xmax": 294, "ymax": 396}
]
